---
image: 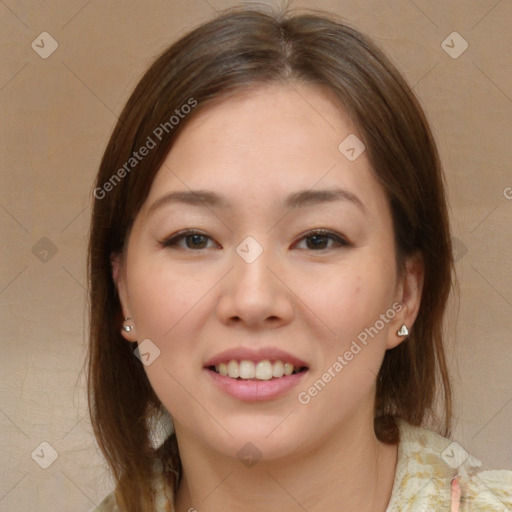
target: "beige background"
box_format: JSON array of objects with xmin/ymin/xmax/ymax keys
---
[{"xmin": 1, "ymin": 0, "xmax": 511, "ymax": 510}]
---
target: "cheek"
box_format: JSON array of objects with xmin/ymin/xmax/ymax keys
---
[
  {"xmin": 312, "ymin": 266, "xmax": 395, "ymax": 344},
  {"xmin": 127, "ymin": 257, "xmax": 208, "ymax": 340},
  {"xmin": 126, "ymin": 253, "xmax": 217, "ymax": 361},
  {"xmin": 305, "ymin": 261, "xmax": 396, "ymax": 406},
  {"xmin": 297, "ymin": 271, "xmax": 393, "ymax": 417},
  {"xmin": 126, "ymin": 261, "xmax": 211, "ymax": 420}
]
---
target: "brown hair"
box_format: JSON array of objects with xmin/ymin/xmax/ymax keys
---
[{"xmin": 87, "ymin": 5, "xmax": 453, "ymax": 511}]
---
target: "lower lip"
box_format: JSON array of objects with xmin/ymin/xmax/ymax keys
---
[{"xmin": 205, "ymin": 368, "xmax": 308, "ymax": 401}]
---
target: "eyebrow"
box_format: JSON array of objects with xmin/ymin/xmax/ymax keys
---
[{"xmin": 147, "ymin": 187, "xmax": 366, "ymax": 214}]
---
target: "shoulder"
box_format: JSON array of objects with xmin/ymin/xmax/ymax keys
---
[
  {"xmin": 90, "ymin": 484, "xmax": 174, "ymax": 512},
  {"xmin": 89, "ymin": 459, "xmax": 174, "ymax": 512},
  {"xmin": 386, "ymin": 418, "xmax": 512, "ymax": 511},
  {"xmin": 462, "ymin": 468, "xmax": 512, "ymax": 511}
]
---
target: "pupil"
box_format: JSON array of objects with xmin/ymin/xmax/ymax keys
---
[
  {"xmin": 309, "ymin": 235, "xmax": 326, "ymax": 249},
  {"xmin": 189, "ymin": 235, "xmax": 206, "ymax": 248}
]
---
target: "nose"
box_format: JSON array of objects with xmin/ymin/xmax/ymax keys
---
[{"xmin": 216, "ymin": 240, "xmax": 294, "ymax": 329}]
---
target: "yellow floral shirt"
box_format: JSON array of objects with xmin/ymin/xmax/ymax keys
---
[
  {"xmin": 386, "ymin": 419, "xmax": 512, "ymax": 511},
  {"xmin": 91, "ymin": 419, "xmax": 512, "ymax": 511}
]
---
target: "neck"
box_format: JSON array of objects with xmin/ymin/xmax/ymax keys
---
[{"xmin": 173, "ymin": 411, "xmax": 398, "ymax": 512}]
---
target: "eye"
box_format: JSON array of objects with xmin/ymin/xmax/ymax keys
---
[
  {"xmin": 293, "ymin": 229, "xmax": 350, "ymax": 251},
  {"xmin": 160, "ymin": 228, "xmax": 350, "ymax": 251},
  {"xmin": 160, "ymin": 229, "xmax": 218, "ymax": 250}
]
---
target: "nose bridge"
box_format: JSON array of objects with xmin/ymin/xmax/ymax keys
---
[
  {"xmin": 233, "ymin": 234, "xmax": 276, "ymax": 296},
  {"xmin": 217, "ymin": 233, "xmax": 292, "ymax": 326}
]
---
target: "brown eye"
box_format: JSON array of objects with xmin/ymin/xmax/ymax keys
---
[
  {"xmin": 294, "ymin": 230, "xmax": 350, "ymax": 251},
  {"xmin": 160, "ymin": 230, "xmax": 216, "ymax": 250}
]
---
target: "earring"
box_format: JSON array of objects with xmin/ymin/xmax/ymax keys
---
[
  {"xmin": 122, "ymin": 318, "xmax": 134, "ymax": 333},
  {"xmin": 397, "ymin": 324, "xmax": 409, "ymax": 337}
]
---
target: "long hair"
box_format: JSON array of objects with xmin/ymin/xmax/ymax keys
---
[{"xmin": 87, "ymin": 6, "xmax": 453, "ymax": 510}]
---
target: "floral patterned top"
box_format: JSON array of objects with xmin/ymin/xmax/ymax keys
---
[{"xmin": 91, "ymin": 419, "xmax": 512, "ymax": 511}]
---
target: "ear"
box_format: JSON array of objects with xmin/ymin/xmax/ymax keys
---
[
  {"xmin": 111, "ymin": 252, "xmax": 137, "ymax": 343},
  {"xmin": 386, "ymin": 251, "xmax": 424, "ymax": 349}
]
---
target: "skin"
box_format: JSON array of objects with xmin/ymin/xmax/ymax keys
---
[{"xmin": 114, "ymin": 82, "xmax": 424, "ymax": 512}]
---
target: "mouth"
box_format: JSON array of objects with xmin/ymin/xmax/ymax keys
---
[
  {"xmin": 203, "ymin": 347, "xmax": 310, "ymax": 400},
  {"xmin": 206, "ymin": 359, "xmax": 309, "ymax": 380}
]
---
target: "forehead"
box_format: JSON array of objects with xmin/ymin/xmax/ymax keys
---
[{"xmin": 141, "ymin": 82, "xmax": 389, "ymax": 218}]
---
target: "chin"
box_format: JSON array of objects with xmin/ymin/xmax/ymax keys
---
[{"xmin": 202, "ymin": 415, "xmax": 314, "ymax": 464}]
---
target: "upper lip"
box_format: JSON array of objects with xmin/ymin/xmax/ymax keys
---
[{"xmin": 204, "ymin": 346, "xmax": 309, "ymax": 368}]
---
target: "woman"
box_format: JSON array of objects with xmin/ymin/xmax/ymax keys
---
[{"xmin": 87, "ymin": 6, "xmax": 512, "ymax": 511}]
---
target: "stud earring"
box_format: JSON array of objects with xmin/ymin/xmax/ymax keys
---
[
  {"xmin": 122, "ymin": 318, "xmax": 134, "ymax": 333},
  {"xmin": 397, "ymin": 324, "xmax": 409, "ymax": 337}
]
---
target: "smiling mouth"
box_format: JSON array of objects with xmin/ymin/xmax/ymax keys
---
[{"xmin": 207, "ymin": 360, "xmax": 308, "ymax": 380}]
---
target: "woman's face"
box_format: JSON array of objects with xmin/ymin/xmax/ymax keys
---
[{"xmin": 115, "ymin": 83, "xmax": 423, "ymax": 460}]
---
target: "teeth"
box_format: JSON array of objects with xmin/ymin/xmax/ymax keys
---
[
  {"xmin": 239, "ymin": 360, "xmax": 255, "ymax": 379},
  {"xmin": 272, "ymin": 360, "xmax": 284, "ymax": 378},
  {"xmin": 212, "ymin": 360, "xmax": 304, "ymax": 380},
  {"xmin": 227, "ymin": 360, "xmax": 239, "ymax": 378},
  {"xmin": 255, "ymin": 360, "xmax": 273, "ymax": 380}
]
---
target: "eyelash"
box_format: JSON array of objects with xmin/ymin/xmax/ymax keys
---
[{"xmin": 159, "ymin": 228, "xmax": 351, "ymax": 251}]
